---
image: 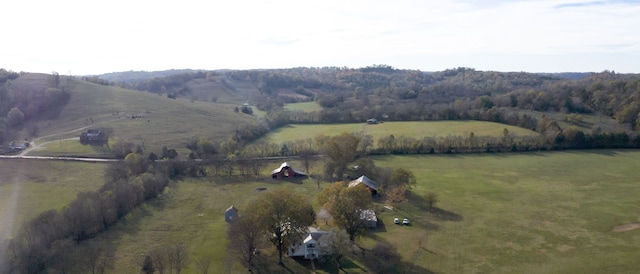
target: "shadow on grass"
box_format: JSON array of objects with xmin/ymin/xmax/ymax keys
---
[
  {"xmin": 429, "ymin": 207, "xmax": 463, "ymax": 222},
  {"xmin": 357, "ymin": 238, "xmax": 435, "ymax": 274},
  {"xmin": 375, "ymin": 218, "xmax": 388, "ymax": 232},
  {"xmin": 408, "ymin": 191, "xmax": 463, "ymax": 222}
]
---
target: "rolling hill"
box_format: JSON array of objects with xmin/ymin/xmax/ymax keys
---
[{"xmin": 23, "ymin": 75, "xmax": 258, "ymax": 156}]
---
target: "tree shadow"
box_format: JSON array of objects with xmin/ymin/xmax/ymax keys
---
[
  {"xmin": 407, "ymin": 191, "xmax": 463, "ymax": 222},
  {"xmin": 429, "ymin": 207, "xmax": 463, "ymax": 222},
  {"xmin": 357, "ymin": 238, "xmax": 435, "ymax": 274}
]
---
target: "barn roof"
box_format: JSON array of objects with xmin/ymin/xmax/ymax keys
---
[
  {"xmin": 271, "ymin": 162, "xmax": 307, "ymax": 176},
  {"xmin": 348, "ymin": 175, "xmax": 379, "ymax": 191}
]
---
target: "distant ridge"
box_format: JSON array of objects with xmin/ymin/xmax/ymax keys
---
[{"xmin": 93, "ymin": 69, "xmax": 204, "ymax": 83}]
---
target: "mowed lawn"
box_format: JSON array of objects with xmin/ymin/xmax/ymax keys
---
[
  {"xmin": 91, "ymin": 150, "xmax": 640, "ymax": 273},
  {"xmin": 259, "ymin": 121, "xmax": 538, "ymax": 144},
  {"xmin": 0, "ymin": 159, "xmax": 106, "ymax": 238}
]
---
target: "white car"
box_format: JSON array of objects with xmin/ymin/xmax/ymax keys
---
[
  {"xmin": 394, "ymin": 218, "xmax": 400, "ymax": 224},
  {"xmin": 402, "ymin": 218, "xmax": 410, "ymax": 225}
]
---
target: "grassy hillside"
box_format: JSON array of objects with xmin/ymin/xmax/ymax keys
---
[
  {"xmin": 259, "ymin": 121, "xmax": 538, "ymax": 144},
  {"xmin": 78, "ymin": 150, "xmax": 640, "ymax": 273},
  {"xmin": 0, "ymin": 159, "xmax": 106, "ymax": 238},
  {"xmin": 28, "ymin": 78, "xmax": 258, "ymax": 156},
  {"xmin": 283, "ymin": 101, "xmax": 323, "ymax": 112}
]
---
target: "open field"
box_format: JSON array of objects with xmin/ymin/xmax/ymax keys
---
[
  {"xmin": 284, "ymin": 101, "xmax": 323, "ymax": 112},
  {"xmin": 23, "ymin": 78, "xmax": 257, "ymax": 156},
  {"xmin": 259, "ymin": 120, "xmax": 539, "ymax": 144},
  {"xmin": 77, "ymin": 150, "xmax": 640, "ymax": 273},
  {"xmin": 509, "ymin": 109, "xmax": 627, "ymax": 133},
  {"xmin": 374, "ymin": 150, "xmax": 640, "ymax": 273},
  {"xmin": 0, "ymin": 159, "xmax": 106, "ymax": 238}
]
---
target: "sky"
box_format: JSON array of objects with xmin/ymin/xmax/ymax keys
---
[{"xmin": 2, "ymin": 0, "xmax": 640, "ymax": 75}]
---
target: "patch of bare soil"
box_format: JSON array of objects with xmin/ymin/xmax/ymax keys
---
[{"xmin": 613, "ymin": 223, "xmax": 640, "ymax": 233}]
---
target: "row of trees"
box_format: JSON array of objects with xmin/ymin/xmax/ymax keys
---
[{"xmin": 3, "ymin": 152, "xmax": 175, "ymax": 273}]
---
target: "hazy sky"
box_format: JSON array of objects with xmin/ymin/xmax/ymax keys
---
[{"xmin": 3, "ymin": 0, "xmax": 639, "ymax": 75}]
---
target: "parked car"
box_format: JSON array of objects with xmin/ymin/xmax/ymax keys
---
[
  {"xmin": 394, "ymin": 218, "xmax": 400, "ymax": 224},
  {"xmin": 402, "ymin": 218, "xmax": 410, "ymax": 225}
]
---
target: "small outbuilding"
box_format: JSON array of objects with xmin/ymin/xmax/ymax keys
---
[
  {"xmin": 360, "ymin": 209, "xmax": 378, "ymax": 228},
  {"xmin": 271, "ymin": 162, "xmax": 307, "ymax": 179},
  {"xmin": 225, "ymin": 205, "xmax": 239, "ymax": 223},
  {"xmin": 348, "ymin": 175, "xmax": 379, "ymax": 195}
]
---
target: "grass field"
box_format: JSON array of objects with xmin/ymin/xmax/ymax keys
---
[
  {"xmin": 24, "ymin": 78, "xmax": 257, "ymax": 156},
  {"xmin": 259, "ymin": 120, "xmax": 539, "ymax": 144},
  {"xmin": 79, "ymin": 150, "xmax": 640, "ymax": 273},
  {"xmin": 284, "ymin": 101, "xmax": 323, "ymax": 112},
  {"xmin": 0, "ymin": 159, "xmax": 106, "ymax": 238}
]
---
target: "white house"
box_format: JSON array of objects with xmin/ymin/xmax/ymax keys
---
[{"xmin": 288, "ymin": 228, "xmax": 331, "ymax": 259}]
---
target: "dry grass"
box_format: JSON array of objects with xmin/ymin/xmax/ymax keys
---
[{"xmin": 0, "ymin": 159, "xmax": 106, "ymax": 238}]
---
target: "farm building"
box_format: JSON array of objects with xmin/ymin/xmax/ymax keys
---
[
  {"xmin": 360, "ymin": 209, "xmax": 378, "ymax": 228},
  {"xmin": 80, "ymin": 129, "xmax": 106, "ymax": 144},
  {"xmin": 225, "ymin": 205, "xmax": 238, "ymax": 223},
  {"xmin": 271, "ymin": 162, "xmax": 307, "ymax": 179},
  {"xmin": 348, "ymin": 175, "xmax": 379, "ymax": 195}
]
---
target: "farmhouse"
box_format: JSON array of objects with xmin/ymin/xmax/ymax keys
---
[
  {"xmin": 348, "ymin": 175, "xmax": 379, "ymax": 195},
  {"xmin": 271, "ymin": 162, "xmax": 307, "ymax": 179},
  {"xmin": 288, "ymin": 228, "xmax": 331, "ymax": 259}
]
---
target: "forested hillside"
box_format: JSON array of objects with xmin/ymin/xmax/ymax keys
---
[{"xmin": 101, "ymin": 66, "xmax": 640, "ymax": 133}]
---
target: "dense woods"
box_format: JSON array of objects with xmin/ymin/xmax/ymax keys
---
[{"xmin": 104, "ymin": 66, "xmax": 640, "ymax": 131}]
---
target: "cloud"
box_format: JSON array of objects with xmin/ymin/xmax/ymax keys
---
[{"xmin": 555, "ymin": 0, "xmax": 640, "ymax": 8}]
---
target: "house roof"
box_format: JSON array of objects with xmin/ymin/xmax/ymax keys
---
[
  {"xmin": 348, "ymin": 175, "xmax": 379, "ymax": 191},
  {"xmin": 303, "ymin": 231, "xmax": 330, "ymax": 243},
  {"xmin": 271, "ymin": 162, "xmax": 307, "ymax": 176}
]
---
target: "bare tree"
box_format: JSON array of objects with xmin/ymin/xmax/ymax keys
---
[
  {"xmin": 171, "ymin": 243, "xmax": 189, "ymax": 274},
  {"xmin": 81, "ymin": 244, "xmax": 109, "ymax": 274},
  {"xmin": 149, "ymin": 247, "xmax": 168, "ymax": 274},
  {"xmin": 195, "ymin": 255, "xmax": 213, "ymax": 274},
  {"xmin": 227, "ymin": 215, "xmax": 265, "ymax": 271}
]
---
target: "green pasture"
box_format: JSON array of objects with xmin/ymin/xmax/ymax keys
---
[
  {"xmin": 26, "ymin": 79, "xmax": 257, "ymax": 156},
  {"xmin": 94, "ymin": 159, "xmax": 333, "ymax": 274},
  {"xmin": 87, "ymin": 150, "xmax": 640, "ymax": 273},
  {"xmin": 260, "ymin": 120, "xmax": 539, "ymax": 144},
  {"xmin": 510, "ymin": 109, "xmax": 626, "ymax": 133},
  {"xmin": 28, "ymin": 138, "xmax": 106, "ymax": 157},
  {"xmin": 0, "ymin": 159, "xmax": 106, "ymax": 238},
  {"xmin": 284, "ymin": 101, "xmax": 323, "ymax": 112},
  {"xmin": 374, "ymin": 150, "xmax": 640, "ymax": 273}
]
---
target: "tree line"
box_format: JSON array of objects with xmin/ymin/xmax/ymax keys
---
[{"xmin": 2, "ymin": 151, "xmax": 189, "ymax": 273}]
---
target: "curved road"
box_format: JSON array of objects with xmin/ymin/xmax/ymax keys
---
[{"xmin": 1, "ymin": 120, "xmax": 120, "ymax": 162}]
